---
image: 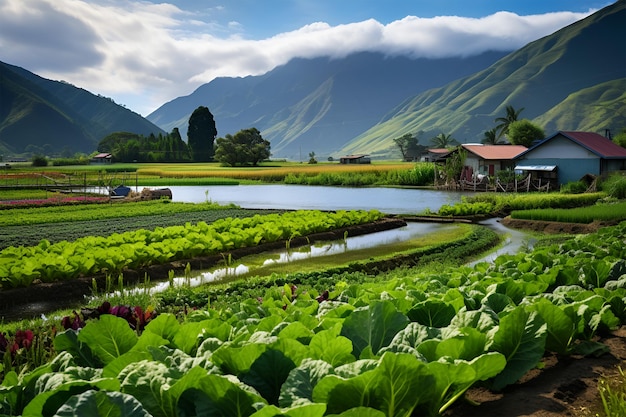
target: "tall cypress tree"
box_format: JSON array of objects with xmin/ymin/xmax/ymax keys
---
[{"xmin": 187, "ymin": 106, "xmax": 217, "ymax": 162}]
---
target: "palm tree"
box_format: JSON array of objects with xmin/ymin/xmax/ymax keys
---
[
  {"xmin": 481, "ymin": 128, "xmax": 498, "ymax": 145},
  {"xmin": 430, "ymin": 133, "xmax": 457, "ymax": 148},
  {"xmin": 495, "ymin": 105, "xmax": 524, "ymax": 140}
]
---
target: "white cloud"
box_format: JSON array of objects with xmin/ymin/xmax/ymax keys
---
[{"xmin": 0, "ymin": 0, "xmax": 594, "ymax": 116}]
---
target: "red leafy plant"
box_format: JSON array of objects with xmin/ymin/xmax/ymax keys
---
[
  {"xmin": 0, "ymin": 330, "xmax": 34, "ymax": 356},
  {"xmin": 61, "ymin": 301, "xmax": 157, "ymax": 332}
]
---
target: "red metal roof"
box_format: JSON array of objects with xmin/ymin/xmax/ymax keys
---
[
  {"xmin": 462, "ymin": 144, "xmax": 527, "ymax": 160},
  {"xmin": 560, "ymin": 131, "xmax": 626, "ymax": 158}
]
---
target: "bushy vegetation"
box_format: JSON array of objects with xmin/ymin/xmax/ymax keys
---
[
  {"xmin": 559, "ymin": 180, "xmax": 588, "ymax": 194},
  {"xmin": 434, "ymin": 192, "xmax": 604, "ymax": 217},
  {"xmin": 51, "ymin": 157, "xmax": 91, "ymax": 166},
  {"xmin": 30, "ymin": 155, "xmax": 48, "ymax": 167},
  {"xmin": 600, "ymin": 172, "xmax": 626, "ymax": 199},
  {"xmin": 284, "ymin": 164, "xmax": 434, "ymax": 187}
]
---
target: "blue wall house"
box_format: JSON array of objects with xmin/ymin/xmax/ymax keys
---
[{"xmin": 515, "ymin": 131, "xmax": 626, "ymax": 186}]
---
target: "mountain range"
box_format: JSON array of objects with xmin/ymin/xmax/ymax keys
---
[
  {"xmin": 1, "ymin": 0, "xmax": 624, "ymax": 160},
  {"xmin": 0, "ymin": 61, "xmax": 164, "ymax": 156},
  {"xmin": 342, "ymin": 0, "xmax": 625, "ymax": 158},
  {"xmin": 147, "ymin": 51, "xmax": 510, "ymax": 160}
]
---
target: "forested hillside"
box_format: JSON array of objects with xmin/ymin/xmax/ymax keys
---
[{"xmin": 0, "ymin": 61, "xmax": 164, "ymax": 156}]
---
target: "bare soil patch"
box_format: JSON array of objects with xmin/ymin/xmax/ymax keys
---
[
  {"xmin": 501, "ymin": 217, "xmax": 617, "ymax": 234},
  {"xmin": 446, "ymin": 327, "xmax": 626, "ymax": 417}
]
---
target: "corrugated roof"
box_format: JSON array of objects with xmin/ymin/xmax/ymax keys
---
[
  {"xmin": 515, "ymin": 165, "xmax": 557, "ymax": 171},
  {"xmin": 93, "ymin": 153, "xmax": 112, "ymax": 158},
  {"xmin": 560, "ymin": 131, "xmax": 626, "ymax": 158},
  {"xmin": 462, "ymin": 144, "xmax": 528, "ymax": 160}
]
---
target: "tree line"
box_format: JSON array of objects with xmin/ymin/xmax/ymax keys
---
[
  {"xmin": 97, "ymin": 106, "xmax": 270, "ymax": 166},
  {"xmin": 393, "ymin": 105, "xmax": 548, "ymax": 160}
]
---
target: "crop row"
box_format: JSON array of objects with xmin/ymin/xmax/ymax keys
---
[
  {"xmin": 510, "ymin": 201, "xmax": 626, "ymax": 223},
  {"xmin": 0, "ymin": 210, "xmax": 384, "ymax": 288},
  {"xmin": 438, "ymin": 192, "xmax": 605, "ymax": 216},
  {"xmin": 136, "ymin": 163, "xmax": 412, "ymax": 181},
  {"xmin": 1, "ymin": 222, "xmax": 624, "ymax": 416},
  {"xmin": 0, "ymin": 199, "xmax": 236, "ymax": 227},
  {"xmin": 282, "ymin": 164, "xmax": 435, "ymax": 187},
  {"xmin": 0, "ymin": 208, "xmax": 284, "ymax": 250}
]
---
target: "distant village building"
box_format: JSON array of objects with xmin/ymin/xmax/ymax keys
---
[
  {"xmin": 339, "ymin": 154, "xmax": 371, "ymax": 164},
  {"xmin": 421, "ymin": 148, "xmax": 450, "ymax": 162},
  {"xmin": 435, "ymin": 144, "xmax": 527, "ymax": 176},
  {"xmin": 516, "ymin": 131, "xmax": 626, "ymax": 186},
  {"xmin": 91, "ymin": 153, "xmax": 112, "ymax": 164}
]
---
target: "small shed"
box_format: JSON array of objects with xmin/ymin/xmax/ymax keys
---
[
  {"xmin": 514, "ymin": 164, "xmax": 558, "ymax": 191},
  {"xmin": 92, "ymin": 153, "xmax": 112, "ymax": 164},
  {"xmin": 422, "ymin": 148, "xmax": 451, "ymax": 162},
  {"xmin": 515, "ymin": 131, "xmax": 626, "ymax": 185},
  {"xmin": 339, "ymin": 154, "xmax": 371, "ymax": 164},
  {"xmin": 111, "ymin": 185, "xmax": 131, "ymax": 197}
]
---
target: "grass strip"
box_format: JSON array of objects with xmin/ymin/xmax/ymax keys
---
[{"xmin": 510, "ymin": 201, "xmax": 626, "ymax": 223}]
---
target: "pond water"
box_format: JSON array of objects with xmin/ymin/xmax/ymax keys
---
[
  {"xmin": 107, "ymin": 222, "xmax": 458, "ymax": 298},
  {"xmin": 168, "ymin": 185, "xmax": 475, "ymax": 214},
  {"xmin": 5, "ymin": 185, "xmax": 530, "ymax": 321}
]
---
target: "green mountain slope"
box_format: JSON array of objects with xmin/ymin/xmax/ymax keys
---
[
  {"xmin": 0, "ymin": 61, "xmax": 164, "ymax": 156},
  {"xmin": 148, "ymin": 51, "xmax": 509, "ymax": 159},
  {"xmin": 535, "ymin": 78, "xmax": 626, "ymax": 133},
  {"xmin": 342, "ymin": 0, "xmax": 626, "ymax": 158}
]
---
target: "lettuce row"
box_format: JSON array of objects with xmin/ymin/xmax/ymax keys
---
[{"xmin": 0, "ymin": 209, "xmax": 384, "ymax": 288}]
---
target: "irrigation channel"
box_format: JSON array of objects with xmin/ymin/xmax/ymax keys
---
[
  {"xmin": 4, "ymin": 186, "xmax": 531, "ymax": 321},
  {"xmin": 109, "ymin": 219, "xmax": 530, "ymax": 300}
]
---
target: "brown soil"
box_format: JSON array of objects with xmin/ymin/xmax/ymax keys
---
[
  {"xmin": 500, "ymin": 217, "xmax": 618, "ymax": 234},
  {"xmin": 446, "ymin": 327, "xmax": 626, "ymax": 417},
  {"xmin": 448, "ymin": 216, "xmax": 626, "ymax": 417}
]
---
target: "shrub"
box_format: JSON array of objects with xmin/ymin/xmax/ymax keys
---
[
  {"xmin": 601, "ymin": 173, "xmax": 626, "ymax": 199},
  {"xmin": 31, "ymin": 155, "xmax": 48, "ymax": 167},
  {"xmin": 560, "ymin": 181, "xmax": 587, "ymax": 194},
  {"xmin": 51, "ymin": 157, "xmax": 90, "ymax": 166}
]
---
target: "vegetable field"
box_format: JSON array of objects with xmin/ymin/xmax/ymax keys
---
[
  {"xmin": 1, "ymin": 221, "xmax": 624, "ymax": 416},
  {"xmin": 0, "ymin": 210, "xmax": 384, "ymax": 288},
  {"xmin": 0, "ymin": 208, "xmax": 284, "ymax": 250}
]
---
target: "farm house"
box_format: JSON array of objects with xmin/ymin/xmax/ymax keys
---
[{"xmin": 515, "ymin": 131, "xmax": 626, "ymax": 186}]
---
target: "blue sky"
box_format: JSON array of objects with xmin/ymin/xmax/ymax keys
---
[
  {"xmin": 0, "ymin": 0, "xmax": 612, "ymax": 116},
  {"xmin": 172, "ymin": 0, "xmax": 610, "ymax": 38}
]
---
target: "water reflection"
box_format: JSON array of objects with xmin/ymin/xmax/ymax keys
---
[
  {"xmin": 102, "ymin": 222, "xmax": 454, "ymax": 298},
  {"xmin": 169, "ymin": 184, "xmax": 473, "ymax": 215},
  {"xmin": 468, "ymin": 218, "xmax": 533, "ymax": 266}
]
